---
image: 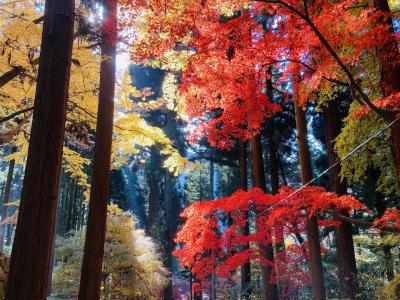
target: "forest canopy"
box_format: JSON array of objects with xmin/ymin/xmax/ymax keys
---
[{"xmin": 0, "ymin": 0, "xmax": 399, "ymax": 299}]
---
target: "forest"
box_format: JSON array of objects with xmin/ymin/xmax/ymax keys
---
[{"xmin": 0, "ymin": 0, "xmax": 399, "ymax": 299}]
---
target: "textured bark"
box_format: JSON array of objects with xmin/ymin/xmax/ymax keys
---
[
  {"xmin": 78, "ymin": 1, "xmax": 116, "ymax": 298},
  {"xmin": 250, "ymin": 135, "xmax": 279, "ymax": 300},
  {"xmin": 0, "ymin": 147, "xmax": 16, "ymax": 253},
  {"xmin": 294, "ymin": 102, "xmax": 326, "ymax": 300},
  {"xmin": 239, "ymin": 141, "xmax": 251, "ymax": 299},
  {"xmin": 5, "ymin": 0, "xmax": 75, "ymax": 298},
  {"xmin": 323, "ymin": 100, "xmax": 358, "ymax": 299}
]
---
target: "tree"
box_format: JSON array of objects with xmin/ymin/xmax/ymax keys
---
[
  {"xmin": 5, "ymin": 0, "xmax": 75, "ymax": 298},
  {"xmin": 174, "ymin": 185, "xmax": 378, "ymax": 298},
  {"xmin": 78, "ymin": 0, "xmax": 117, "ymax": 298},
  {"xmin": 293, "ymin": 99, "xmax": 326, "ymax": 300},
  {"xmin": 250, "ymin": 135, "xmax": 279, "ymax": 300},
  {"xmin": 323, "ymin": 98, "xmax": 358, "ymax": 298},
  {"xmin": 238, "ymin": 141, "xmax": 251, "ymax": 299}
]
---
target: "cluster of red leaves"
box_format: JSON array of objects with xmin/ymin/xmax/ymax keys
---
[
  {"xmin": 174, "ymin": 186, "xmax": 370, "ymax": 293},
  {"xmin": 119, "ymin": 0, "xmax": 398, "ymax": 149},
  {"xmin": 373, "ymin": 208, "xmax": 400, "ymax": 230},
  {"xmin": 353, "ymin": 92, "xmax": 400, "ymax": 119}
]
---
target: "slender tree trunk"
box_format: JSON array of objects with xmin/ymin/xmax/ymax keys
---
[
  {"xmin": 146, "ymin": 170, "xmax": 158, "ymax": 237},
  {"xmin": 323, "ymin": 100, "xmax": 358, "ymax": 299},
  {"xmin": 164, "ymin": 171, "xmax": 173, "ymax": 300},
  {"xmin": 208, "ymin": 157, "xmax": 218, "ymax": 300},
  {"xmin": 78, "ymin": 1, "xmax": 116, "ymax": 298},
  {"xmin": 277, "ymin": 151, "xmax": 288, "ymax": 186},
  {"xmin": 0, "ymin": 147, "xmax": 16, "ymax": 253},
  {"xmin": 5, "ymin": 1, "xmax": 75, "ymax": 298},
  {"xmin": 294, "ymin": 102, "xmax": 326, "ymax": 300},
  {"xmin": 266, "ymin": 125, "xmax": 279, "ymax": 195},
  {"xmin": 250, "ymin": 135, "xmax": 279, "ymax": 300},
  {"xmin": 239, "ymin": 141, "xmax": 251, "ymax": 299},
  {"xmin": 266, "ymin": 123, "xmax": 288, "ymax": 296}
]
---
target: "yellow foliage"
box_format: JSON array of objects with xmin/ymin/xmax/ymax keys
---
[
  {"xmin": 52, "ymin": 205, "xmax": 169, "ymax": 299},
  {"xmin": 114, "ymin": 72, "xmax": 197, "ymax": 175}
]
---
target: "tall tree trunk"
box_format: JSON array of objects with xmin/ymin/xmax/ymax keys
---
[
  {"xmin": 294, "ymin": 102, "xmax": 326, "ymax": 300},
  {"xmin": 323, "ymin": 100, "xmax": 358, "ymax": 299},
  {"xmin": 0, "ymin": 147, "xmax": 16, "ymax": 253},
  {"xmin": 372, "ymin": 0, "xmax": 400, "ymax": 187},
  {"xmin": 146, "ymin": 163, "xmax": 158, "ymax": 237},
  {"xmin": 250, "ymin": 135, "xmax": 279, "ymax": 300},
  {"xmin": 277, "ymin": 150, "xmax": 288, "ymax": 186},
  {"xmin": 209, "ymin": 157, "xmax": 217, "ymax": 300},
  {"xmin": 266, "ymin": 125, "xmax": 279, "ymax": 195},
  {"xmin": 5, "ymin": 1, "xmax": 74, "ymax": 298},
  {"xmin": 266, "ymin": 123, "xmax": 288, "ymax": 296},
  {"xmin": 78, "ymin": 1, "xmax": 116, "ymax": 298},
  {"xmin": 239, "ymin": 141, "xmax": 251, "ymax": 299},
  {"xmin": 164, "ymin": 171, "xmax": 173, "ymax": 300}
]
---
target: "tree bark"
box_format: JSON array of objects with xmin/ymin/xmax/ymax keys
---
[
  {"xmin": 250, "ymin": 135, "xmax": 279, "ymax": 300},
  {"xmin": 5, "ymin": 0, "xmax": 75, "ymax": 298},
  {"xmin": 146, "ymin": 161, "xmax": 158, "ymax": 237},
  {"xmin": 294, "ymin": 102, "xmax": 326, "ymax": 300},
  {"xmin": 323, "ymin": 100, "xmax": 358, "ymax": 299},
  {"xmin": 0, "ymin": 147, "xmax": 16, "ymax": 253},
  {"xmin": 78, "ymin": 1, "xmax": 116, "ymax": 299},
  {"xmin": 239, "ymin": 141, "xmax": 251, "ymax": 299}
]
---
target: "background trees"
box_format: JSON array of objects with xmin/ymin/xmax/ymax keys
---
[{"xmin": 0, "ymin": 0, "xmax": 399, "ymax": 299}]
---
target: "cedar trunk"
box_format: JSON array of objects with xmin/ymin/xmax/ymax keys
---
[
  {"xmin": 250, "ymin": 135, "xmax": 279, "ymax": 300},
  {"xmin": 294, "ymin": 102, "xmax": 326, "ymax": 300},
  {"xmin": 323, "ymin": 100, "xmax": 358, "ymax": 299},
  {"xmin": 5, "ymin": 1, "xmax": 75, "ymax": 298},
  {"xmin": 78, "ymin": 1, "xmax": 117, "ymax": 299},
  {"xmin": 0, "ymin": 147, "xmax": 16, "ymax": 253},
  {"xmin": 266, "ymin": 123, "xmax": 287, "ymax": 295},
  {"xmin": 239, "ymin": 141, "xmax": 251, "ymax": 299}
]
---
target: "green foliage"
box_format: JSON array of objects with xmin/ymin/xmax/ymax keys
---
[
  {"xmin": 335, "ymin": 102, "xmax": 396, "ymax": 194},
  {"xmin": 52, "ymin": 205, "xmax": 169, "ymax": 299},
  {"xmin": 353, "ymin": 234, "xmax": 400, "ymax": 299}
]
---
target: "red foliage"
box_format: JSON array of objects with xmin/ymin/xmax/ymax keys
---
[
  {"xmin": 120, "ymin": 0, "xmax": 398, "ymax": 148},
  {"xmin": 373, "ymin": 208, "xmax": 400, "ymax": 230},
  {"xmin": 174, "ymin": 186, "xmax": 369, "ymax": 294},
  {"xmin": 352, "ymin": 92, "xmax": 400, "ymax": 119}
]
